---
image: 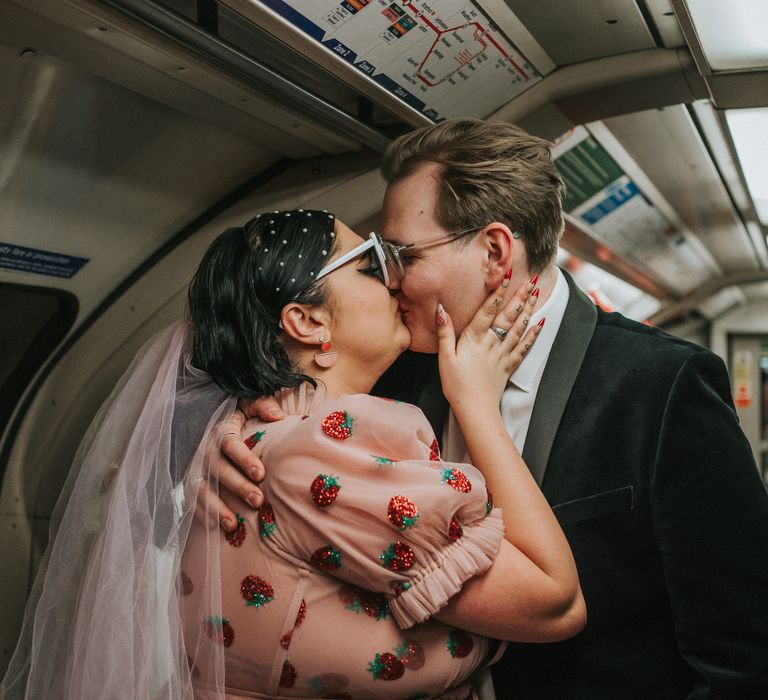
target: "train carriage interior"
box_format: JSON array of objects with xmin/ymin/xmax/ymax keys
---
[{"xmin": 1, "ymin": 0, "xmax": 767, "ymax": 672}]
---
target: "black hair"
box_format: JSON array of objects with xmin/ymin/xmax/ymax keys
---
[{"xmin": 187, "ymin": 209, "xmax": 339, "ymax": 397}]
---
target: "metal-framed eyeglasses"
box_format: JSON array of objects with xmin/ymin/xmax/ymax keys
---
[
  {"xmin": 315, "ymin": 226, "xmax": 484, "ymax": 287},
  {"xmin": 373, "ymin": 226, "xmax": 483, "ymax": 281}
]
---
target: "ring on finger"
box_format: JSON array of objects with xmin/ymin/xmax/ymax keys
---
[{"xmin": 490, "ymin": 326, "xmax": 508, "ymax": 341}]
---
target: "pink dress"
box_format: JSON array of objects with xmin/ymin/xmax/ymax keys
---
[{"xmin": 182, "ymin": 387, "xmax": 504, "ymax": 699}]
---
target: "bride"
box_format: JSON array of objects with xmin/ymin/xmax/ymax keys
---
[{"xmin": 1, "ymin": 209, "xmax": 583, "ymax": 699}]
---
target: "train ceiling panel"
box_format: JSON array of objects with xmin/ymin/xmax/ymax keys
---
[
  {"xmin": 501, "ymin": 0, "xmax": 657, "ymax": 66},
  {"xmin": 0, "ymin": 37, "xmax": 278, "ymax": 324},
  {"xmin": 600, "ymin": 105, "xmax": 763, "ymax": 276}
]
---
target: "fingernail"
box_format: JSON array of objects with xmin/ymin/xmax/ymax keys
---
[
  {"xmin": 529, "ymin": 288, "xmax": 540, "ymax": 305},
  {"xmin": 436, "ymin": 303, "xmax": 447, "ymax": 326},
  {"xmin": 249, "ymin": 468, "xmax": 262, "ymax": 481},
  {"xmin": 269, "ymin": 407, "xmax": 283, "ymax": 418},
  {"xmin": 501, "ymin": 268, "xmax": 513, "ymax": 288},
  {"xmin": 537, "ymin": 318, "xmax": 546, "ymax": 327},
  {"xmin": 247, "ymin": 493, "xmax": 261, "ymax": 508},
  {"xmin": 529, "ymin": 274, "xmax": 539, "ymax": 288},
  {"xmin": 222, "ymin": 516, "xmax": 235, "ymax": 531}
]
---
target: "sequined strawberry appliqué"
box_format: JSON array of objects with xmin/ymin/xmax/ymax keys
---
[
  {"xmin": 447, "ymin": 628, "xmax": 474, "ymax": 658},
  {"xmin": 387, "ymin": 496, "xmax": 420, "ymax": 531},
  {"xmin": 258, "ymin": 502, "xmax": 277, "ymax": 537},
  {"xmin": 339, "ymin": 585, "xmax": 390, "ymax": 620},
  {"xmin": 395, "ymin": 639, "xmax": 426, "ymax": 670},
  {"xmin": 448, "ymin": 516, "xmax": 463, "ymax": 541},
  {"xmin": 367, "ymin": 651, "xmax": 405, "ymax": 680},
  {"xmin": 280, "ymin": 599, "xmax": 307, "ymax": 649},
  {"xmin": 311, "ymin": 545, "xmax": 342, "ymax": 571},
  {"xmin": 380, "ymin": 541, "xmax": 415, "ymax": 572},
  {"xmin": 244, "ymin": 430, "xmax": 266, "ymax": 449},
  {"xmin": 203, "ymin": 616, "xmax": 234, "ymax": 647},
  {"xmin": 311, "ymin": 474, "xmax": 341, "ymax": 507},
  {"xmin": 441, "ymin": 467, "xmax": 472, "ymax": 493},
  {"xmin": 225, "ymin": 513, "xmax": 246, "ymax": 547},
  {"xmin": 240, "ymin": 575, "xmax": 275, "ymax": 608},
  {"xmin": 321, "ymin": 410, "xmax": 355, "ymax": 440}
]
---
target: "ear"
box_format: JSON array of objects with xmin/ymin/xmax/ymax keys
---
[
  {"xmin": 479, "ymin": 222, "xmax": 527, "ymax": 289},
  {"xmin": 280, "ymin": 302, "xmax": 329, "ymax": 348}
]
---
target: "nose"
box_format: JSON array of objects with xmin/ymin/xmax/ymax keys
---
[{"xmin": 386, "ymin": 269, "xmax": 402, "ymax": 292}]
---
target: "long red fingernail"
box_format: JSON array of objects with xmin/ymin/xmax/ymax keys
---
[
  {"xmin": 537, "ymin": 318, "xmax": 546, "ymax": 327},
  {"xmin": 436, "ymin": 303, "xmax": 447, "ymax": 326},
  {"xmin": 504, "ymin": 268, "xmax": 513, "ymax": 280},
  {"xmin": 532, "ymin": 288, "xmax": 540, "ymax": 298},
  {"xmin": 529, "ymin": 274, "xmax": 539, "ymax": 287}
]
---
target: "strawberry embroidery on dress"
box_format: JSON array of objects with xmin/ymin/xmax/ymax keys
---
[
  {"xmin": 280, "ymin": 599, "xmax": 307, "ymax": 649},
  {"xmin": 393, "ymin": 581, "xmax": 411, "ymax": 597},
  {"xmin": 181, "ymin": 571, "xmax": 194, "ymax": 595},
  {"xmin": 395, "ymin": 639, "xmax": 426, "ymax": 671},
  {"xmin": 310, "ymin": 474, "xmax": 341, "ymax": 507},
  {"xmin": 379, "ymin": 541, "xmax": 415, "ymax": 572},
  {"xmin": 367, "ymin": 651, "xmax": 405, "ymax": 680},
  {"xmin": 486, "ymin": 488, "xmax": 494, "ymax": 515},
  {"xmin": 244, "ymin": 430, "xmax": 266, "ymax": 449},
  {"xmin": 321, "ymin": 410, "xmax": 355, "ymax": 440},
  {"xmin": 258, "ymin": 502, "xmax": 277, "ymax": 537},
  {"xmin": 371, "ymin": 454, "xmax": 397, "ymax": 466},
  {"xmin": 440, "ymin": 467, "xmax": 472, "ymax": 493},
  {"xmin": 203, "ymin": 616, "xmax": 234, "ymax": 647},
  {"xmin": 448, "ymin": 516, "xmax": 463, "ymax": 541},
  {"xmin": 429, "ymin": 438, "xmax": 440, "ymax": 461},
  {"xmin": 224, "ymin": 513, "xmax": 246, "ymax": 547},
  {"xmin": 339, "ymin": 585, "xmax": 390, "ymax": 620},
  {"xmin": 447, "ymin": 628, "xmax": 474, "ymax": 658},
  {"xmin": 387, "ymin": 496, "xmax": 420, "ymax": 530},
  {"xmin": 309, "ymin": 672, "xmax": 350, "ymax": 695},
  {"xmin": 311, "ymin": 545, "xmax": 342, "ymax": 571},
  {"xmin": 279, "ymin": 659, "xmax": 297, "ymax": 688},
  {"xmin": 240, "ymin": 575, "xmax": 275, "ymax": 608}
]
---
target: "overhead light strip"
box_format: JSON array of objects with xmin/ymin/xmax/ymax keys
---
[
  {"xmin": 725, "ymin": 108, "xmax": 768, "ymax": 225},
  {"xmin": 682, "ymin": 0, "xmax": 768, "ymax": 72}
]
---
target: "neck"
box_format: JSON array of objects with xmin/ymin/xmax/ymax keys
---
[{"xmin": 295, "ymin": 352, "xmax": 378, "ymax": 399}]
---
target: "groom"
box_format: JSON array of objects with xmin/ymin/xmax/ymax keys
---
[{"xmin": 213, "ymin": 119, "xmax": 768, "ymax": 698}]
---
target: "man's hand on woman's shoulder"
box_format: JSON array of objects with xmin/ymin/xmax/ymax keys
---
[{"xmin": 195, "ymin": 397, "xmax": 284, "ymax": 532}]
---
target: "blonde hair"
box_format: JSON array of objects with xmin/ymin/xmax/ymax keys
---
[{"xmin": 381, "ymin": 118, "xmax": 565, "ymax": 273}]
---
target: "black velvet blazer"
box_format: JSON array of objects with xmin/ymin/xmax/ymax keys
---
[{"xmin": 373, "ymin": 271, "xmax": 768, "ymax": 699}]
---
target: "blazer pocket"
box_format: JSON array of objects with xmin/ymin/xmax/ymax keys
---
[{"xmin": 552, "ymin": 485, "xmax": 634, "ymax": 525}]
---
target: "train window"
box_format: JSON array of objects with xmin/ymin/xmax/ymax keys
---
[{"xmin": 0, "ymin": 284, "xmax": 77, "ymax": 445}]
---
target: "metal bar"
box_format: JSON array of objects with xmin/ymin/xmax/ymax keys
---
[{"xmin": 98, "ymin": 0, "xmax": 392, "ymax": 153}]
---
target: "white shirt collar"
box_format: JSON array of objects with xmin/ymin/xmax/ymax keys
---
[{"xmin": 507, "ymin": 268, "xmax": 570, "ymax": 392}]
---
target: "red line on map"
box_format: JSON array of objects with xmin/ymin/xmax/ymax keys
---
[{"xmin": 399, "ymin": 2, "xmax": 528, "ymax": 82}]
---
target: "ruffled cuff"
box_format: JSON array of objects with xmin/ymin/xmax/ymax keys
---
[{"xmin": 388, "ymin": 509, "xmax": 505, "ymax": 629}]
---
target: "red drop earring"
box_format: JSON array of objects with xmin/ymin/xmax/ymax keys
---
[{"xmin": 314, "ymin": 336, "xmax": 337, "ymax": 368}]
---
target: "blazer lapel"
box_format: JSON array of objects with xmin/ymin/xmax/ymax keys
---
[{"xmin": 522, "ymin": 270, "xmax": 597, "ymax": 486}]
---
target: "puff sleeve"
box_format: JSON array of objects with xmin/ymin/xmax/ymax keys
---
[{"xmin": 249, "ymin": 394, "xmax": 504, "ymax": 630}]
